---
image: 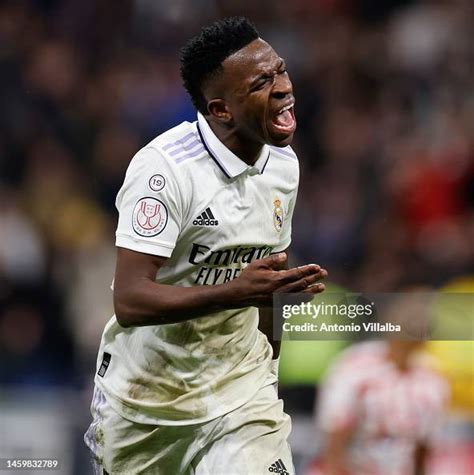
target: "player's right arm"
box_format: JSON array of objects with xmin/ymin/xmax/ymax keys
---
[
  {"xmin": 113, "ymin": 248, "xmax": 326, "ymax": 327},
  {"xmin": 322, "ymin": 427, "xmax": 352, "ymax": 475}
]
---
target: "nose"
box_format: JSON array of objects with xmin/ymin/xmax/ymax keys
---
[{"xmin": 271, "ymin": 73, "xmax": 293, "ymax": 100}]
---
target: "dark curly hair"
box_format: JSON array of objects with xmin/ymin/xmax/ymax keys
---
[{"xmin": 180, "ymin": 17, "xmax": 259, "ymax": 114}]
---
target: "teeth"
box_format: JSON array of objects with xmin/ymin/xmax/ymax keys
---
[{"xmin": 278, "ymin": 104, "xmax": 294, "ymax": 114}]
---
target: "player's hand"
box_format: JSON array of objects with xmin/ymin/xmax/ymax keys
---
[{"xmin": 229, "ymin": 252, "xmax": 327, "ymax": 307}]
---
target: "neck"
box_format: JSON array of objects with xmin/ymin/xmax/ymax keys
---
[
  {"xmin": 207, "ymin": 119, "xmax": 263, "ymax": 166},
  {"xmin": 387, "ymin": 342, "xmax": 413, "ymax": 371}
]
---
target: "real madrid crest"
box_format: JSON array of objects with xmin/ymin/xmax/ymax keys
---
[{"xmin": 273, "ymin": 198, "xmax": 283, "ymax": 232}]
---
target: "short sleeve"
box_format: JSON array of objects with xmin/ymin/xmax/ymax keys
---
[
  {"xmin": 115, "ymin": 146, "xmax": 184, "ymax": 258},
  {"xmin": 317, "ymin": 359, "xmax": 361, "ymax": 433}
]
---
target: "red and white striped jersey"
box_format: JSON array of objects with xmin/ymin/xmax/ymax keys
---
[{"xmin": 317, "ymin": 341, "xmax": 449, "ymax": 475}]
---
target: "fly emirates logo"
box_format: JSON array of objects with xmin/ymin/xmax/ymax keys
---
[{"xmin": 189, "ymin": 243, "xmax": 274, "ymax": 285}]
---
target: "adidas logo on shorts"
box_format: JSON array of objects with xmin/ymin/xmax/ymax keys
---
[
  {"xmin": 268, "ymin": 458, "xmax": 289, "ymax": 475},
  {"xmin": 193, "ymin": 207, "xmax": 219, "ymax": 226}
]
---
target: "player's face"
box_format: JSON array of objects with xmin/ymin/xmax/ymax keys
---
[{"xmin": 220, "ymin": 39, "xmax": 296, "ymax": 147}]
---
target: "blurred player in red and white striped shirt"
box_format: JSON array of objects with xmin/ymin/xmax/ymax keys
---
[{"xmin": 315, "ymin": 340, "xmax": 449, "ymax": 475}]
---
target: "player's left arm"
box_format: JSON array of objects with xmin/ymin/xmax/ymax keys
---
[
  {"xmin": 414, "ymin": 442, "xmax": 429, "ymax": 475},
  {"xmin": 258, "ymin": 307, "xmax": 281, "ymax": 358},
  {"xmin": 258, "ymin": 249, "xmax": 327, "ymax": 358},
  {"xmin": 257, "ymin": 248, "xmax": 287, "ymax": 359},
  {"xmin": 413, "ymin": 368, "xmax": 450, "ymax": 475}
]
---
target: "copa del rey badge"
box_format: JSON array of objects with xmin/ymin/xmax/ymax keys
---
[
  {"xmin": 273, "ymin": 198, "xmax": 283, "ymax": 232},
  {"xmin": 132, "ymin": 197, "xmax": 168, "ymax": 237}
]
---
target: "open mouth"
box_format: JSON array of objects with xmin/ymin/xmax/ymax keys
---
[{"xmin": 271, "ymin": 102, "xmax": 296, "ymax": 135}]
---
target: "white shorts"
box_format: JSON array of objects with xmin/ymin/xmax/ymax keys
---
[{"xmin": 84, "ymin": 373, "xmax": 294, "ymax": 474}]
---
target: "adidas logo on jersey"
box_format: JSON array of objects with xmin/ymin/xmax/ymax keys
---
[
  {"xmin": 193, "ymin": 207, "xmax": 219, "ymax": 226},
  {"xmin": 268, "ymin": 459, "xmax": 289, "ymax": 474}
]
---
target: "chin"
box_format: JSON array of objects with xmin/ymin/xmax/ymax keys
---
[{"xmin": 269, "ymin": 132, "xmax": 295, "ymax": 147}]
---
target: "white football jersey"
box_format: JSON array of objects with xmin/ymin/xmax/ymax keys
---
[{"xmin": 94, "ymin": 112, "xmax": 300, "ymax": 425}]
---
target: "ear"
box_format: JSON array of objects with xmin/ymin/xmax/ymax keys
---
[{"xmin": 207, "ymin": 99, "xmax": 233, "ymax": 125}]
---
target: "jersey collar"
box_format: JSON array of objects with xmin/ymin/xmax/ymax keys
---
[{"xmin": 197, "ymin": 112, "xmax": 270, "ymax": 179}]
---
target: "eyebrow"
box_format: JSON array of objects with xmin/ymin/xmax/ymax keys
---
[{"xmin": 249, "ymin": 58, "xmax": 286, "ymax": 89}]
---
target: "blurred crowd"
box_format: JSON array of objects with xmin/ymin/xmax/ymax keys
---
[{"xmin": 0, "ymin": 0, "xmax": 473, "ymax": 393}]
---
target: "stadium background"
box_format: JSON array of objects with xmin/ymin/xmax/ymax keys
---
[{"xmin": 0, "ymin": 0, "xmax": 472, "ymax": 473}]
